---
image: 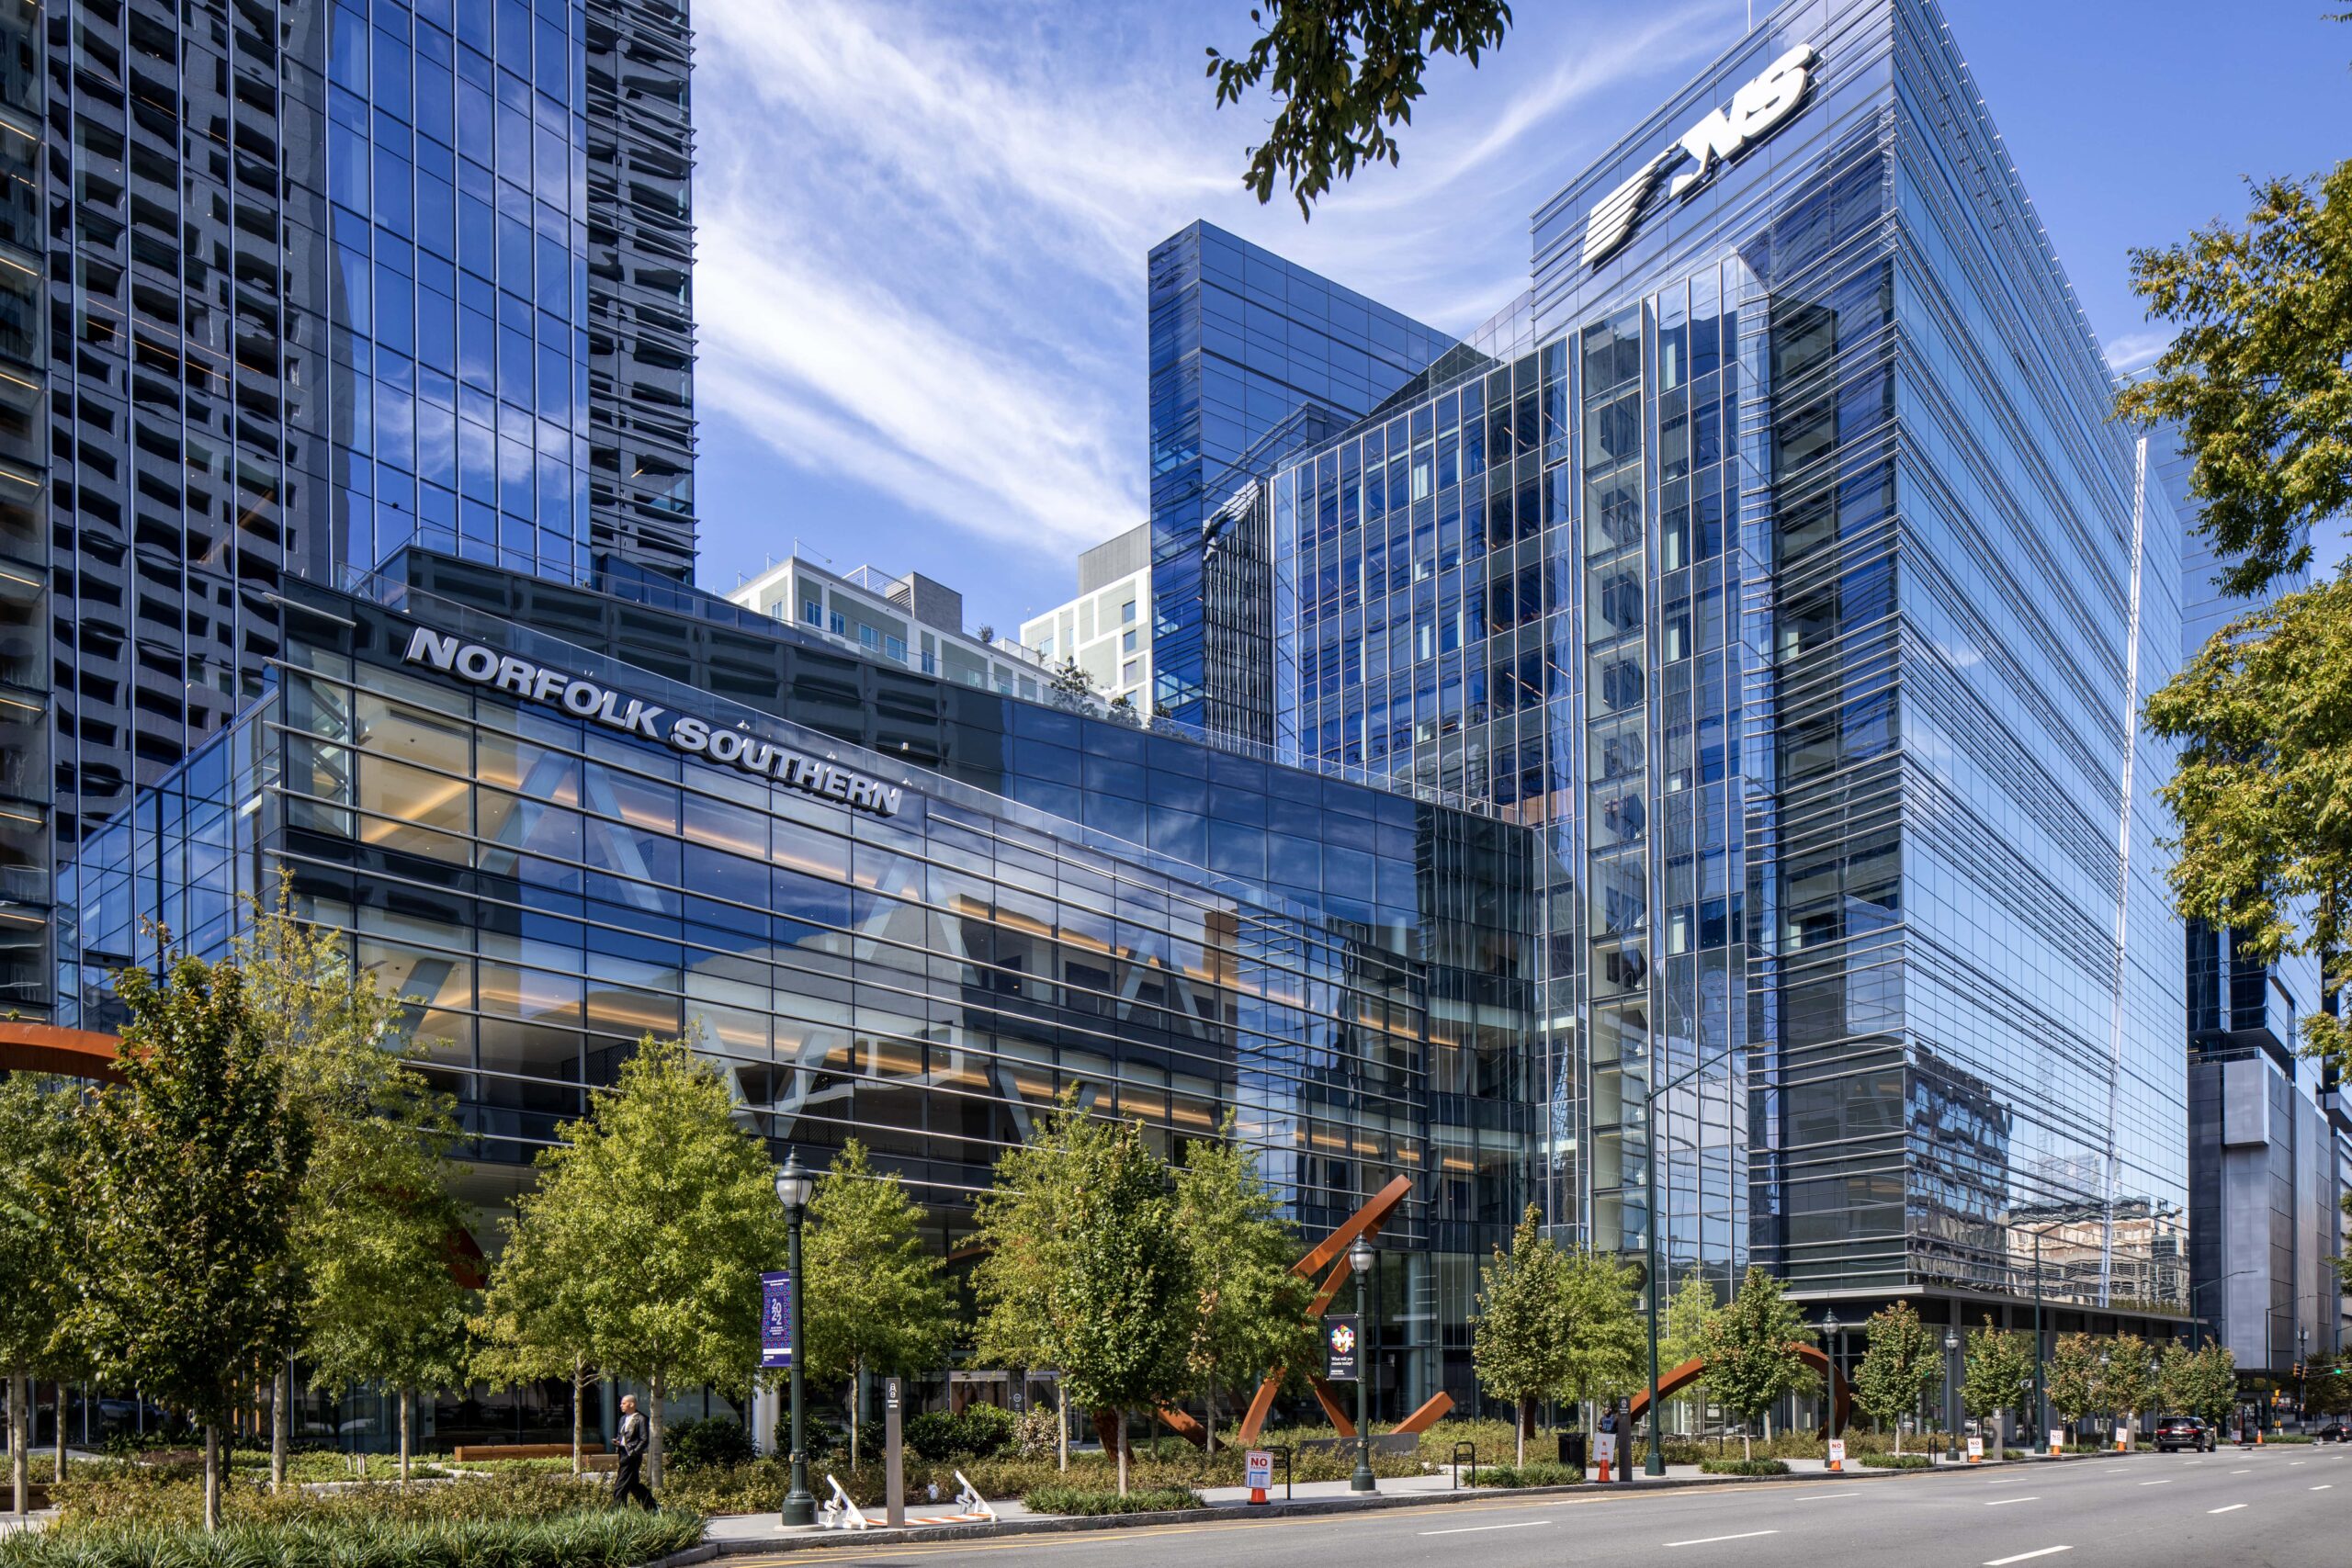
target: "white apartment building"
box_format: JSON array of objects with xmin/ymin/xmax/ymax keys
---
[
  {"xmin": 1019, "ymin": 524, "xmax": 1152, "ymax": 715},
  {"xmin": 727, "ymin": 554, "xmax": 1049, "ymax": 702}
]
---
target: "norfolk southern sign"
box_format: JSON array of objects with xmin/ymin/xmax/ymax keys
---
[
  {"xmin": 403, "ymin": 626, "xmax": 906, "ymax": 818},
  {"xmin": 1580, "ymin": 42, "xmax": 1816, "ymax": 268}
]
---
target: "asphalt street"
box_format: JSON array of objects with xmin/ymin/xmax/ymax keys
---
[{"xmin": 729, "ymin": 1442, "xmax": 2349, "ymax": 1568}]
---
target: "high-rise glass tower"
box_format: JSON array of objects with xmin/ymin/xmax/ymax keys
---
[
  {"xmin": 0, "ymin": 0, "xmax": 694, "ymax": 1015},
  {"xmin": 1147, "ymin": 221, "xmax": 1447, "ymax": 743},
  {"xmin": 1219, "ymin": 0, "xmax": 2194, "ymax": 1355}
]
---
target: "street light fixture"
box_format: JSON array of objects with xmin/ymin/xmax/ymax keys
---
[
  {"xmin": 1349, "ymin": 1236, "xmax": 1375, "ymax": 1494},
  {"xmin": 775, "ymin": 1154, "xmax": 815, "ymax": 1528},
  {"xmin": 1823, "ymin": 1311, "xmax": 1842, "ymax": 1437},
  {"xmin": 1944, "ymin": 1328, "xmax": 1961, "ymax": 1461}
]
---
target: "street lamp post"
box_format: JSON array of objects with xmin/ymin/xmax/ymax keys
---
[
  {"xmin": 2098, "ymin": 1348, "xmax": 2112, "ymax": 1448},
  {"xmin": 775, "ymin": 1155, "xmax": 815, "ymax": 1528},
  {"xmin": 1823, "ymin": 1310, "xmax": 1841, "ymax": 1438},
  {"xmin": 1350, "ymin": 1236, "xmax": 1375, "ymax": 1494},
  {"xmin": 2031, "ymin": 1225, "xmax": 2044, "ymax": 1445},
  {"xmin": 1944, "ymin": 1328, "xmax": 1961, "ymax": 1462}
]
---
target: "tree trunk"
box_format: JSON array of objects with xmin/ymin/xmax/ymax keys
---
[
  {"xmin": 647, "ymin": 1371, "xmax": 666, "ymax": 1492},
  {"xmin": 52, "ymin": 1381, "xmax": 66, "ymax": 1483},
  {"xmin": 850, "ymin": 1358, "xmax": 862, "ymax": 1470},
  {"xmin": 1114, "ymin": 1408, "xmax": 1128, "ymax": 1497},
  {"xmin": 1517, "ymin": 1398, "xmax": 1527, "ymax": 1466},
  {"xmin": 1057, "ymin": 1395, "xmax": 1068, "ymax": 1472},
  {"xmin": 571, "ymin": 1360, "xmax": 586, "ymax": 1477},
  {"xmin": 203, "ymin": 1422, "xmax": 221, "ymax": 1532},
  {"xmin": 271, "ymin": 1366, "xmax": 288, "ymax": 1493},
  {"xmin": 1204, "ymin": 1391, "xmax": 1216, "ymax": 1458},
  {"xmin": 9, "ymin": 1371, "xmax": 27, "ymax": 1518},
  {"xmin": 398, "ymin": 1389, "xmax": 412, "ymax": 1483}
]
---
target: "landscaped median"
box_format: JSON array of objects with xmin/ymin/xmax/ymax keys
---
[{"xmin": 0, "ymin": 1465, "xmax": 703, "ymax": 1568}]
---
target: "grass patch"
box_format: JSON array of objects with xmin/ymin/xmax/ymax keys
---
[
  {"xmin": 1699, "ymin": 1458, "xmax": 1790, "ymax": 1476},
  {"xmin": 1020, "ymin": 1485, "xmax": 1204, "ymax": 1516},
  {"xmin": 0, "ymin": 1509, "xmax": 703, "ymax": 1568},
  {"xmin": 1469, "ymin": 1461, "xmax": 1581, "ymax": 1488},
  {"xmin": 1857, "ymin": 1453, "xmax": 1931, "ymax": 1470}
]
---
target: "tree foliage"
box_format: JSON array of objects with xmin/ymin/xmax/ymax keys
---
[
  {"xmin": 1849, "ymin": 1302, "xmax": 1939, "ymax": 1455},
  {"xmin": 1173, "ymin": 1116, "xmax": 1317, "ymax": 1453},
  {"xmin": 1962, "ymin": 1316, "xmax": 2035, "ymax": 1424},
  {"xmin": 1472, "ymin": 1206, "xmax": 1567, "ymax": 1466},
  {"xmin": 0, "ymin": 1076, "xmax": 77, "ymax": 1516},
  {"xmin": 1700, "ymin": 1267, "xmax": 1815, "ymax": 1457},
  {"xmin": 1206, "ymin": 1, "xmax": 1513, "ymax": 216},
  {"xmin": 472, "ymin": 1157, "xmax": 600, "ymax": 1473},
  {"xmin": 2045, "ymin": 1332, "xmax": 2102, "ymax": 1427},
  {"xmin": 2157, "ymin": 1338, "xmax": 2237, "ymax": 1425},
  {"xmin": 2092, "ymin": 1333, "xmax": 2162, "ymax": 1430},
  {"xmin": 2143, "ymin": 576, "xmax": 2352, "ymax": 1077},
  {"xmin": 2114, "ymin": 162, "xmax": 2352, "ymax": 599},
  {"xmin": 1559, "ymin": 1246, "xmax": 1645, "ymax": 1411},
  {"xmin": 971, "ymin": 1093, "xmax": 1192, "ymax": 1495},
  {"xmin": 509, "ymin": 1034, "xmax": 786, "ymax": 1487},
  {"xmin": 66, "ymin": 954, "xmax": 312, "ymax": 1529},
  {"xmin": 803, "ymin": 1139, "xmax": 955, "ymax": 1467}
]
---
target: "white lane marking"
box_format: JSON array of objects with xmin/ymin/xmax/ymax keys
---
[
  {"xmin": 1667, "ymin": 1530, "xmax": 1780, "ymax": 1548},
  {"xmin": 1420, "ymin": 1520, "xmax": 1551, "ymax": 1536},
  {"xmin": 1795, "ymin": 1492, "xmax": 1861, "ymax": 1501},
  {"xmin": 2209, "ymin": 1504, "xmax": 2247, "ymax": 1514},
  {"xmin": 1986, "ymin": 1477, "xmax": 2029, "ymax": 1485},
  {"xmin": 1985, "ymin": 1550, "xmax": 2072, "ymax": 1566},
  {"xmin": 2137, "ymin": 1479, "xmax": 2173, "ymax": 1485},
  {"xmin": 1985, "ymin": 1496, "xmax": 2039, "ymax": 1506},
  {"xmin": 2290, "ymin": 1461, "xmax": 2306, "ymax": 1466},
  {"xmin": 2313, "ymin": 1483, "xmax": 2335, "ymax": 1491}
]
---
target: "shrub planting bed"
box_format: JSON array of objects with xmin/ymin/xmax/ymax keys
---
[
  {"xmin": 0, "ymin": 1508, "xmax": 703, "ymax": 1568},
  {"xmin": 1699, "ymin": 1458, "xmax": 1790, "ymax": 1476},
  {"xmin": 1857, "ymin": 1453, "xmax": 1932, "ymax": 1470},
  {"xmin": 1020, "ymin": 1485, "xmax": 1204, "ymax": 1516},
  {"xmin": 1470, "ymin": 1461, "xmax": 1580, "ymax": 1488}
]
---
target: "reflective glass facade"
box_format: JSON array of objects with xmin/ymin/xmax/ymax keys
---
[
  {"xmin": 1252, "ymin": 0, "xmax": 2192, "ymax": 1334},
  {"xmin": 0, "ymin": 0, "xmax": 693, "ymax": 1018},
  {"xmin": 60, "ymin": 562, "xmax": 1541, "ymax": 1416},
  {"xmin": 1148, "ymin": 221, "xmax": 1447, "ymax": 742}
]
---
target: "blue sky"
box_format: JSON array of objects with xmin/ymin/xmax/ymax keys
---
[{"xmin": 687, "ymin": 0, "xmax": 2351, "ymax": 632}]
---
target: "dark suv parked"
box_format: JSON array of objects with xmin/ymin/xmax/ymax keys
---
[{"xmin": 2153, "ymin": 1416, "xmax": 2214, "ymax": 1453}]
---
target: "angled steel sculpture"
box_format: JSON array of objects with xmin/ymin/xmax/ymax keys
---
[
  {"xmin": 1145, "ymin": 1174, "xmax": 1456, "ymax": 1448},
  {"xmin": 1626, "ymin": 1342, "xmax": 1851, "ymax": 1438},
  {"xmin": 0, "ymin": 1021, "xmax": 123, "ymax": 1082}
]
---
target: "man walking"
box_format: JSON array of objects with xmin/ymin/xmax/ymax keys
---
[{"xmin": 612, "ymin": 1393, "xmax": 658, "ymax": 1510}]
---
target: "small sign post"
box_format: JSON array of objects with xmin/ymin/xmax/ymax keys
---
[
  {"xmin": 1966, "ymin": 1435, "xmax": 1984, "ymax": 1465},
  {"xmin": 1244, "ymin": 1449, "xmax": 1272, "ymax": 1506},
  {"xmin": 759, "ymin": 1271, "xmax": 794, "ymax": 1370},
  {"xmin": 884, "ymin": 1378, "xmax": 905, "ymax": 1528},
  {"xmin": 1826, "ymin": 1438, "xmax": 1845, "ymax": 1472},
  {"xmin": 2049, "ymin": 1426, "xmax": 2065, "ymax": 1458},
  {"xmin": 1324, "ymin": 1315, "xmax": 1360, "ymax": 1382},
  {"xmin": 1596, "ymin": 1430, "xmax": 1617, "ymax": 1482}
]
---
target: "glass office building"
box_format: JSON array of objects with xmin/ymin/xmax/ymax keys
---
[
  {"xmin": 0, "ymin": 0, "xmax": 694, "ymax": 1019},
  {"xmin": 1225, "ymin": 0, "xmax": 2196, "ymax": 1352},
  {"xmin": 1148, "ymin": 222, "xmax": 1449, "ymax": 743},
  {"xmin": 59, "ymin": 553, "xmax": 1541, "ymax": 1419}
]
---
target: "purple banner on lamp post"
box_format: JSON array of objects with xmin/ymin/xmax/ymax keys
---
[{"xmin": 761, "ymin": 1269, "xmax": 794, "ymax": 1369}]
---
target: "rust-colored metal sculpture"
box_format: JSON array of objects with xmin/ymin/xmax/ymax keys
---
[
  {"xmin": 0, "ymin": 1021, "xmax": 123, "ymax": 1083},
  {"xmin": 1626, "ymin": 1342, "xmax": 1850, "ymax": 1437}
]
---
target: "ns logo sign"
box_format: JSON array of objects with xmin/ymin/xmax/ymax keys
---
[{"xmin": 1581, "ymin": 43, "xmax": 1817, "ymax": 268}]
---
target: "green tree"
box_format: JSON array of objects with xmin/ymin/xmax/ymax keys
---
[
  {"xmin": 1471, "ymin": 1205, "xmax": 1568, "ymax": 1465},
  {"xmin": 2091, "ymin": 1333, "xmax": 2160, "ymax": 1444},
  {"xmin": 1701, "ymin": 1266, "xmax": 1815, "ymax": 1460},
  {"xmin": 64, "ymin": 953, "xmax": 312, "ymax": 1530},
  {"xmin": 473, "ymin": 1157, "xmax": 601, "ymax": 1474},
  {"xmin": 1849, "ymin": 1302, "xmax": 1939, "ymax": 1456},
  {"xmin": 1657, "ymin": 1269, "xmax": 1718, "ymax": 1428},
  {"xmin": 1963, "ymin": 1317, "xmax": 2036, "ymax": 1436},
  {"xmin": 1560, "ymin": 1246, "xmax": 1645, "ymax": 1425},
  {"xmin": 2046, "ymin": 1333, "xmax": 2102, "ymax": 1439},
  {"xmin": 522, "ymin": 1034, "xmax": 786, "ymax": 1488},
  {"xmin": 803, "ymin": 1139, "xmax": 955, "ymax": 1468},
  {"xmin": 0, "ymin": 1077, "xmax": 76, "ymax": 1517},
  {"xmin": 1206, "ymin": 0, "xmax": 1513, "ymax": 215},
  {"xmin": 971, "ymin": 1093, "xmax": 1192, "ymax": 1495},
  {"xmin": 1173, "ymin": 1116, "xmax": 1317, "ymax": 1455}
]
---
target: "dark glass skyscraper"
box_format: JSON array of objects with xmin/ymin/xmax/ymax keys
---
[
  {"xmin": 0, "ymin": 0, "xmax": 694, "ymax": 1017},
  {"xmin": 1147, "ymin": 221, "xmax": 1447, "ymax": 743}
]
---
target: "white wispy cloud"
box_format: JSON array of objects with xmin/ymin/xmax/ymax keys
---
[
  {"xmin": 2102, "ymin": 329, "xmax": 2174, "ymax": 374},
  {"xmin": 691, "ymin": 0, "xmax": 1751, "ymax": 585}
]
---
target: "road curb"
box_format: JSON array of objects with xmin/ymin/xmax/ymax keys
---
[{"xmin": 690, "ymin": 1466, "xmax": 1925, "ymax": 1555}]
